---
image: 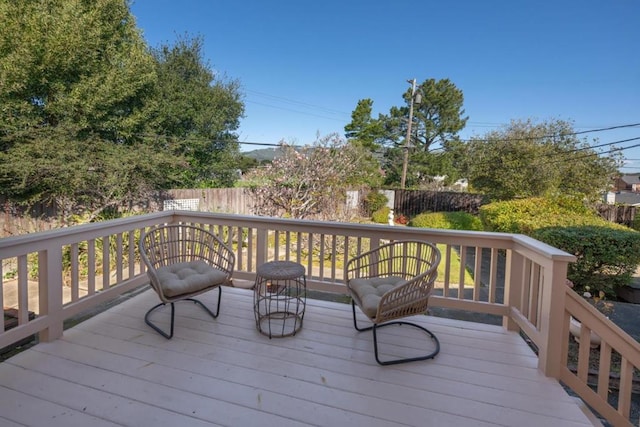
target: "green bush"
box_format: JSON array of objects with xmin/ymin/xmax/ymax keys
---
[
  {"xmin": 372, "ymin": 206, "xmax": 390, "ymax": 224},
  {"xmin": 533, "ymin": 226, "xmax": 640, "ymax": 297},
  {"xmin": 408, "ymin": 211, "xmax": 484, "ymax": 231},
  {"xmin": 364, "ymin": 190, "xmax": 388, "ymax": 216},
  {"xmin": 479, "ymin": 197, "xmax": 617, "ymax": 234}
]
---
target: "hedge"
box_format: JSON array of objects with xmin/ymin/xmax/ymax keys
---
[{"xmin": 534, "ymin": 225, "xmax": 640, "ymax": 297}]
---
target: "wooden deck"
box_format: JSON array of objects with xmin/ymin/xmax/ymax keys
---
[{"xmin": 0, "ymin": 286, "xmax": 597, "ymax": 426}]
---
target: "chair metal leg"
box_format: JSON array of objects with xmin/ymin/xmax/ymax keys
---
[
  {"xmin": 351, "ymin": 300, "xmax": 374, "ymax": 332},
  {"xmin": 145, "ymin": 287, "xmax": 222, "ymax": 339},
  {"xmin": 351, "ymin": 301, "xmax": 440, "ymax": 365},
  {"xmin": 145, "ymin": 302, "xmax": 175, "ymax": 339}
]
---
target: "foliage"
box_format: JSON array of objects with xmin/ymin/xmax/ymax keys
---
[
  {"xmin": 0, "ymin": 126, "xmax": 180, "ymax": 221},
  {"xmin": 479, "ymin": 197, "xmax": 638, "ymax": 296},
  {"xmin": 454, "ymin": 119, "xmax": 621, "ymax": 201},
  {"xmin": 343, "ymin": 98, "xmax": 387, "ymax": 151},
  {"xmin": 0, "ymin": 0, "xmax": 161, "ymax": 218},
  {"xmin": 0, "ymin": 1, "xmax": 245, "ymax": 220},
  {"xmin": 236, "ymin": 155, "xmax": 259, "ymax": 175},
  {"xmin": 479, "ymin": 196, "xmax": 615, "ymax": 234},
  {"xmin": 345, "ymin": 78, "xmax": 467, "ymax": 188},
  {"xmin": 245, "ymin": 134, "xmax": 384, "ymax": 220},
  {"xmin": 371, "ymin": 207, "xmax": 390, "ymax": 224},
  {"xmin": 534, "ymin": 226, "xmax": 640, "ymax": 297},
  {"xmin": 149, "ymin": 35, "xmax": 244, "ymax": 188},
  {"xmin": 0, "ymin": 0, "xmax": 156, "ymax": 139},
  {"xmin": 408, "ymin": 212, "xmax": 484, "ymax": 231},
  {"xmin": 363, "ymin": 191, "xmax": 388, "ymax": 216},
  {"xmin": 395, "ymin": 78, "xmax": 468, "ymax": 154}
]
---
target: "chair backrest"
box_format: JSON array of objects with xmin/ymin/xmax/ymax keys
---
[
  {"xmin": 347, "ymin": 240, "xmax": 441, "ymax": 323},
  {"xmin": 140, "ymin": 224, "xmax": 235, "ymax": 291},
  {"xmin": 347, "ymin": 240, "xmax": 440, "ymax": 282}
]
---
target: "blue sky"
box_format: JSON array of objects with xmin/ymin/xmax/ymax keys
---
[{"xmin": 129, "ymin": 1, "xmax": 639, "ymax": 169}]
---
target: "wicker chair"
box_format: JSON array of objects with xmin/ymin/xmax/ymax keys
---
[
  {"xmin": 139, "ymin": 224, "xmax": 235, "ymax": 339},
  {"xmin": 346, "ymin": 240, "xmax": 441, "ymax": 365}
]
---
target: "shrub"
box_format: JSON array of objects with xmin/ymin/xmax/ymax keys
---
[
  {"xmin": 533, "ymin": 226, "xmax": 640, "ymax": 297},
  {"xmin": 408, "ymin": 211, "xmax": 484, "ymax": 231},
  {"xmin": 479, "ymin": 197, "xmax": 617, "ymax": 234},
  {"xmin": 364, "ymin": 190, "xmax": 388, "ymax": 216},
  {"xmin": 371, "ymin": 206, "xmax": 390, "ymax": 224}
]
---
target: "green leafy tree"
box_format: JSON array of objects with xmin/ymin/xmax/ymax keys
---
[
  {"xmin": 149, "ymin": 35, "xmax": 245, "ymax": 188},
  {"xmin": 0, "ymin": 0, "xmax": 180, "ymax": 219},
  {"xmin": 408, "ymin": 78, "xmax": 468, "ymax": 153},
  {"xmin": 0, "ymin": 0, "xmax": 156, "ymax": 139},
  {"xmin": 457, "ymin": 119, "xmax": 621, "ymax": 201},
  {"xmin": 344, "ymin": 99, "xmax": 387, "ymax": 151},
  {"xmin": 347, "ymin": 78, "xmax": 468, "ymax": 187}
]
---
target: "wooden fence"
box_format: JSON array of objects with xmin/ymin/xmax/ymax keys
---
[
  {"xmin": 393, "ymin": 190, "xmax": 488, "ymax": 216},
  {"xmin": 0, "ymin": 188, "xmax": 255, "ymax": 237},
  {"xmin": 2, "ymin": 190, "xmax": 637, "ymax": 237},
  {"xmin": 595, "ymin": 204, "xmax": 637, "ymax": 227}
]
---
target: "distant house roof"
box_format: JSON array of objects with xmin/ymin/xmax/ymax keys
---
[
  {"xmin": 609, "ymin": 191, "xmax": 640, "ymax": 206},
  {"xmin": 620, "ymin": 174, "xmax": 640, "ymax": 185}
]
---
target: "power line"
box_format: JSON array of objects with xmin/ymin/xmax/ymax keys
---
[
  {"xmin": 246, "ymin": 89, "xmax": 350, "ymax": 116},
  {"xmin": 245, "ymin": 100, "xmax": 347, "ymax": 122}
]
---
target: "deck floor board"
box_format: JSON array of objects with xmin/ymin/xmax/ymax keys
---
[{"xmin": 0, "ymin": 287, "xmax": 595, "ymax": 426}]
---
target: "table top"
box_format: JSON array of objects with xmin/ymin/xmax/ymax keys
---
[{"xmin": 256, "ymin": 260, "xmax": 305, "ymax": 280}]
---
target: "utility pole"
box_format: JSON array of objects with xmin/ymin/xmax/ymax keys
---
[{"xmin": 400, "ymin": 78, "xmax": 418, "ymax": 189}]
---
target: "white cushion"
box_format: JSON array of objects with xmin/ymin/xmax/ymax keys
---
[
  {"xmin": 349, "ymin": 276, "xmax": 408, "ymax": 318},
  {"xmin": 155, "ymin": 260, "xmax": 228, "ymax": 298}
]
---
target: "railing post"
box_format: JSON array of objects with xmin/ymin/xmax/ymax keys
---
[
  {"xmin": 502, "ymin": 249, "xmax": 523, "ymax": 332},
  {"xmin": 537, "ymin": 259, "xmax": 570, "ymax": 377},
  {"xmin": 256, "ymin": 228, "xmax": 268, "ymax": 266},
  {"xmin": 38, "ymin": 247, "xmax": 64, "ymax": 342}
]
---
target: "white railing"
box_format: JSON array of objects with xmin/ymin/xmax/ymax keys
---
[
  {"xmin": 561, "ymin": 290, "xmax": 640, "ymax": 426},
  {"xmin": 0, "ymin": 210, "xmax": 637, "ymax": 426}
]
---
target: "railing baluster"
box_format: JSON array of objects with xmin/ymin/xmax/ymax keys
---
[
  {"xmin": 618, "ymin": 358, "xmax": 633, "ymax": 418},
  {"xmin": 17, "ymin": 255, "xmax": 29, "ymax": 323},
  {"xmin": 71, "ymin": 243, "xmax": 79, "ymax": 302},
  {"xmin": 87, "ymin": 239, "xmax": 96, "ymax": 295},
  {"xmin": 102, "ymin": 236, "xmax": 110, "ymax": 290},
  {"xmin": 597, "ymin": 341, "xmax": 612, "ymax": 400},
  {"xmin": 0, "ymin": 262, "xmax": 4, "ymax": 332},
  {"xmin": 488, "ymin": 248, "xmax": 499, "ymax": 303},
  {"xmin": 473, "ymin": 246, "xmax": 482, "ymax": 301},
  {"xmin": 318, "ymin": 234, "xmax": 325, "ymax": 280},
  {"xmin": 458, "ymin": 245, "xmax": 466, "ymax": 299},
  {"xmin": 307, "ymin": 233, "xmax": 313, "ymax": 279},
  {"xmin": 116, "ymin": 233, "xmax": 123, "ymax": 283},
  {"xmin": 128, "ymin": 231, "xmax": 136, "ymax": 279},
  {"xmin": 443, "ymin": 245, "xmax": 452, "ymax": 296}
]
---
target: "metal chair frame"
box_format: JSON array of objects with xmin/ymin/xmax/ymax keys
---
[
  {"xmin": 140, "ymin": 224, "xmax": 235, "ymax": 339},
  {"xmin": 346, "ymin": 240, "xmax": 441, "ymax": 365}
]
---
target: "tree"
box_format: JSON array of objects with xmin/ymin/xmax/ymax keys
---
[
  {"xmin": 0, "ymin": 0, "xmax": 156, "ymax": 140},
  {"xmin": 149, "ymin": 35, "xmax": 245, "ymax": 188},
  {"xmin": 457, "ymin": 119, "xmax": 621, "ymax": 201},
  {"xmin": 346, "ymin": 78, "xmax": 468, "ymax": 187},
  {"xmin": 344, "ymin": 99, "xmax": 387, "ymax": 151},
  {"xmin": 407, "ymin": 78, "xmax": 468, "ymax": 153},
  {"xmin": 0, "ymin": 0, "xmax": 175, "ymax": 219},
  {"xmin": 0, "ymin": 1, "xmax": 246, "ymax": 221},
  {"xmin": 245, "ymin": 134, "xmax": 383, "ymax": 220}
]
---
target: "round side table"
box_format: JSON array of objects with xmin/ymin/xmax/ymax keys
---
[{"xmin": 254, "ymin": 261, "xmax": 306, "ymax": 338}]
